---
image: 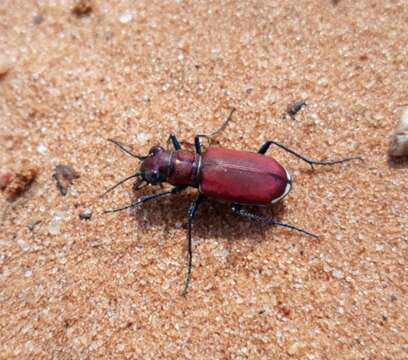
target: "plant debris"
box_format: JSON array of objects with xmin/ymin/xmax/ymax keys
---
[
  {"xmin": 1, "ymin": 167, "xmax": 37, "ymax": 201},
  {"xmin": 53, "ymin": 165, "xmax": 80, "ymax": 195},
  {"xmin": 285, "ymin": 99, "xmax": 307, "ymax": 120},
  {"xmin": 28, "ymin": 220, "xmax": 42, "ymax": 231},
  {"xmin": 0, "ymin": 172, "xmax": 13, "ymax": 191}
]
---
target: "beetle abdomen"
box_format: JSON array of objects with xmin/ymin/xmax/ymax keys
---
[{"xmin": 200, "ymin": 147, "xmax": 290, "ymax": 205}]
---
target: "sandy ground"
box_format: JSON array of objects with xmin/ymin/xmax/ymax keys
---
[{"xmin": 1, "ymin": 0, "xmax": 407, "ymax": 358}]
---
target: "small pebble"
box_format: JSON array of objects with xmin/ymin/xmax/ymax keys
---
[
  {"xmin": 17, "ymin": 239, "xmax": 31, "ymax": 252},
  {"xmin": 33, "ymin": 14, "xmax": 44, "ymax": 25},
  {"xmin": 48, "ymin": 211, "xmax": 66, "ymax": 235},
  {"xmin": 0, "ymin": 54, "xmax": 13, "ymax": 76},
  {"xmin": 72, "ymin": 0, "xmax": 93, "ymax": 17},
  {"xmin": 36, "ymin": 143, "xmax": 48, "ymax": 154},
  {"xmin": 53, "ymin": 164, "xmax": 80, "ymax": 196},
  {"xmin": 287, "ymin": 341, "xmax": 305, "ymax": 355},
  {"xmin": 318, "ymin": 77, "xmax": 329, "ymax": 86},
  {"xmin": 135, "ymin": 132, "xmax": 151, "ymax": 145},
  {"xmin": 389, "ymin": 107, "xmax": 408, "ymax": 157},
  {"xmin": 332, "ymin": 269, "xmax": 344, "ymax": 279},
  {"xmin": 79, "ymin": 209, "xmax": 92, "ymax": 221},
  {"xmin": 118, "ymin": 12, "xmax": 133, "ymax": 24},
  {"xmin": 24, "ymin": 269, "xmax": 33, "ymax": 277}
]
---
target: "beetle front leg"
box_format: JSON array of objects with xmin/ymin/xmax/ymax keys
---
[
  {"xmin": 194, "ymin": 135, "xmax": 205, "ymax": 155},
  {"xmin": 168, "ymin": 134, "xmax": 182, "ymax": 151},
  {"xmin": 104, "ymin": 185, "xmax": 186, "ymax": 213},
  {"xmin": 193, "ymin": 108, "xmax": 236, "ymax": 155},
  {"xmin": 231, "ymin": 204, "xmax": 318, "ymax": 238},
  {"xmin": 182, "ymin": 192, "xmax": 205, "ymax": 296},
  {"xmin": 258, "ymin": 140, "xmax": 362, "ymax": 169}
]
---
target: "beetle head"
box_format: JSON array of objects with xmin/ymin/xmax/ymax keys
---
[{"xmin": 140, "ymin": 145, "xmax": 171, "ymax": 185}]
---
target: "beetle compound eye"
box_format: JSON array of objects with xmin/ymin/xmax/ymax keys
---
[
  {"xmin": 145, "ymin": 170, "xmax": 162, "ymax": 184},
  {"xmin": 149, "ymin": 145, "xmax": 164, "ymax": 156}
]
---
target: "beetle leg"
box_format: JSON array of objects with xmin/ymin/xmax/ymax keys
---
[
  {"xmin": 182, "ymin": 193, "xmax": 205, "ymax": 296},
  {"xmin": 193, "ymin": 108, "xmax": 236, "ymax": 155},
  {"xmin": 194, "ymin": 135, "xmax": 204, "ymax": 155},
  {"xmin": 206, "ymin": 107, "xmax": 236, "ymax": 138},
  {"xmin": 231, "ymin": 204, "xmax": 319, "ymax": 239},
  {"xmin": 168, "ymin": 134, "xmax": 182, "ymax": 151},
  {"xmin": 104, "ymin": 185, "xmax": 186, "ymax": 213},
  {"xmin": 258, "ymin": 140, "xmax": 362, "ymax": 169}
]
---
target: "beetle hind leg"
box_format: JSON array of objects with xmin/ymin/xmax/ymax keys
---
[
  {"xmin": 258, "ymin": 140, "xmax": 362, "ymax": 169},
  {"xmin": 231, "ymin": 204, "xmax": 318, "ymax": 239}
]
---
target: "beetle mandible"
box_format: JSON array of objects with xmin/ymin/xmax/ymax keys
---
[{"xmin": 104, "ymin": 108, "xmax": 362, "ymax": 295}]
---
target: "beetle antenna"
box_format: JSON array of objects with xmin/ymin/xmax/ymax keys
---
[
  {"xmin": 101, "ymin": 173, "xmax": 142, "ymax": 197},
  {"xmin": 107, "ymin": 139, "xmax": 147, "ymax": 161},
  {"xmin": 208, "ymin": 107, "xmax": 236, "ymax": 138}
]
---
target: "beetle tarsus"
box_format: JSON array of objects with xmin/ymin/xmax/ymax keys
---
[
  {"xmin": 208, "ymin": 107, "xmax": 236, "ymax": 138},
  {"xmin": 182, "ymin": 193, "xmax": 205, "ymax": 296},
  {"xmin": 232, "ymin": 204, "xmax": 319, "ymax": 239},
  {"xmin": 258, "ymin": 140, "xmax": 362, "ymax": 168}
]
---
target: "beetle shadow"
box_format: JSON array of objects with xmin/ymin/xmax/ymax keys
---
[
  {"xmin": 128, "ymin": 188, "xmax": 310, "ymax": 255},
  {"xmin": 387, "ymin": 155, "xmax": 408, "ymax": 169}
]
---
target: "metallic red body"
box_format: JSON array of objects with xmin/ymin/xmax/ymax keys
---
[
  {"xmin": 143, "ymin": 146, "xmax": 290, "ymax": 205},
  {"xmin": 200, "ymin": 147, "xmax": 289, "ymax": 205}
]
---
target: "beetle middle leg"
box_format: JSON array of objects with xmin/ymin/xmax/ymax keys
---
[
  {"xmin": 231, "ymin": 204, "xmax": 318, "ymax": 238},
  {"xmin": 193, "ymin": 107, "xmax": 236, "ymax": 155},
  {"xmin": 104, "ymin": 185, "xmax": 186, "ymax": 213},
  {"xmin": 182, "ymin": 192, "xmax": 205, "ymax": 296},
  {"xmin": 258, "ymin": 140, "xmax": 362, "ymax": 169}
]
